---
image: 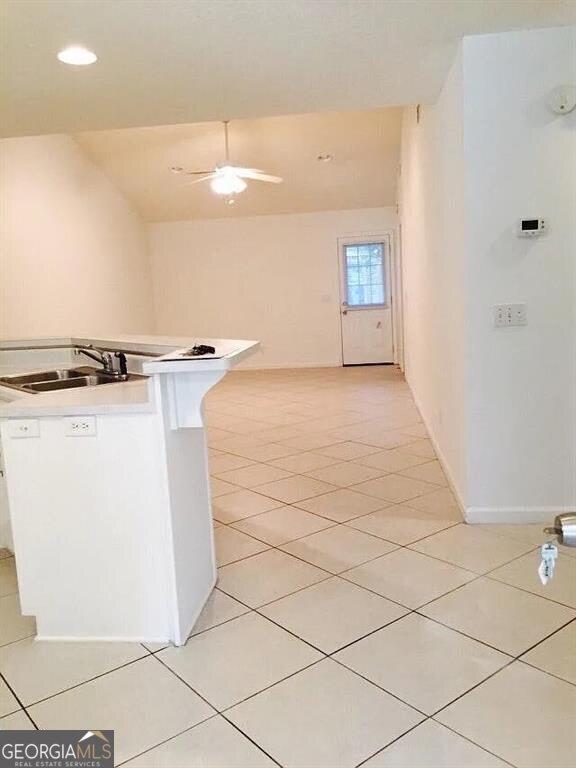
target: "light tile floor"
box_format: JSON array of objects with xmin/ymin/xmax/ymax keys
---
[{"xmin": 1, "ymin": 366, "xmax": 575, "ymax": 768}]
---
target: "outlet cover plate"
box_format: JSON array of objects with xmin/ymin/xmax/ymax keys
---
[
  {"xmin": 493, "ymin": 303, "xmax": 527, "ymax": 327},
  {"xmin": 7, "ymin": 419, "xmax": 40, "ymax": 438},
  {"xmin": 65, "ymin": 416, "xmax": 97, "ymax": 436}
]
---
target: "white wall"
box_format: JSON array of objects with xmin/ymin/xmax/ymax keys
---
[
  {"xmin": 399, "ymin": 48, "xmax": 467, "ymax": 504},
  {"xmin": 0, "ymin": 135, "xmax": 154, "ymax": 338},
  {"xmin": 149, "ymin": 208, "xmax": 397, "ymax": 368},
  {"xmin": 401, "ymin": 26, "xmax": 576, "ymax": 521},
  {"xmin": 463, "ymin": 26, "xmax": 576, "ymax": 519}
]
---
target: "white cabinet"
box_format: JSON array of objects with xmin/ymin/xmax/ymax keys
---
[
  {"xmin": 0, "ymin": 436, "xmax": 13, "ymax": 551},
  {"xmin": 0, "ymin": 336, "xmax": 258, "ymax": 644}
]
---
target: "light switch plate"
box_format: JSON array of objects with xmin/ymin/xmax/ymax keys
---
[
  {"xmin": 7, "ymin": 419, "xmax": 40, "ymax": 438},
  {"xmin": 493, "ymin": 303, "xmax": 527, "ymax": 327}
]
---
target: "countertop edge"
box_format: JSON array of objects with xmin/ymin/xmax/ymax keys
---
[{"xmin": 0, "ymin": 336, "xmax": 260, "ymax": 417}]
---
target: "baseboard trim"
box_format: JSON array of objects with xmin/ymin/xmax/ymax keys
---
[
  {"xmin": 35, "ymin": 634, "xmax": 169, "ymax": 643},
  {"xmin": 0, "ymin": 521, "xmax": 14, "ymax": 552},
  {"xmin": 402, "ymin": 378, "xmax": 467, "ymax": 519},
  {"xmin": 237, "ymin": 361, "xmax": 341, "ymax": 371},
  {"xmin": 404, "ymin": 374, "xmax": 575, "ymax": 525},
  {"xmin": 175, "ymin": 574, "xmax": 217, "ymax": 647},
  {"xmin": 465, "ymin": 507, "xmax": 575, "ymax": 524}
]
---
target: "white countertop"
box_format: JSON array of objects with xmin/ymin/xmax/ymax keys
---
[
  {"xmin": 0, "ymin": 333, "xmax": 257, "ymax": 356},
  {"xmin": 0, "ymin": 334, "xmax": 258, "ymax": 418},
  {"xmin": 0, "ymin": 377, "xmax": 153, "ymax": 418}
]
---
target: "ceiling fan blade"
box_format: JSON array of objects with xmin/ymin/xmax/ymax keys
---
[
  {"xmin": 236, "ymin": 169, "xmax": 283, "ymax": 184},
  {"xmin": 183, "ymin": 170, "xmax": 213, "ymax": 176},
  {"xmin": 184, "ymin": 174, "xmax": 217, "ymax": 186},
  {"xmin": 232, "ymin": 167, "xmax": 265, "ymax": 174}
]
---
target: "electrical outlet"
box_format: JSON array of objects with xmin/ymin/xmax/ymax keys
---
[
  {"xmin": 65, "ymin": 416, "xmax": 96, "ymax": 436},
  {"xmin": 493, "ymin": 303, "xmax": 527, "ymax": 327}
]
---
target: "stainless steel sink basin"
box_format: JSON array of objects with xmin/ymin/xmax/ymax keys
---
[
  {"xmin": 24, "ymin": 376, "xmax": 109, "ymax": 392},
  {"xmin": 0, "ymin": 369, "xmax": 85, "ymax": 385},
  {"xmin": 0, "ymin": 366, "xmax": 147, "ymax": 394}
]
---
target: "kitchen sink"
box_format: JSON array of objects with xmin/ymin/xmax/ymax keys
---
[
  {"xmin": 24, "ymin": 376, "xmax": 111, "ymax": 392},
  {"xmin": 0, "ymin": 366, "xmax": 147, "ymax": 394},
  {"xmin": 0, "ymin": 369, "xmax": 85, "ymax": 385}
]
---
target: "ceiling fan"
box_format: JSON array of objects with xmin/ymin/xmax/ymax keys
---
[{"xmin": 172, "ymin": 121, "xmax": 283, "ymax": 198}]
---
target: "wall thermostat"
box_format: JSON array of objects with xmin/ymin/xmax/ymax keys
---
[{"xmin": 517, "ymin": 218, "xmax": 547, "ymax": 237}]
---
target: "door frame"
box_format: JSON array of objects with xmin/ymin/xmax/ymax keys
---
[
  {"xmin": 392, "ymin": 225, "xmax": 405, "ymax": 370},
  {"xmin": 336, "ymin": 231, "xmax": 400, "ymax": 366}
]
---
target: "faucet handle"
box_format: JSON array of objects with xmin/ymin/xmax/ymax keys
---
[{"xmin": 114, "ymin": 352, "xmax": 128, "ymax": 377}]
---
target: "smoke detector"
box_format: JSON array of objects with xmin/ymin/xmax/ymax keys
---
[{"xmin": 548, "ymin": 85, "xmax": 576, "ymax": 115}]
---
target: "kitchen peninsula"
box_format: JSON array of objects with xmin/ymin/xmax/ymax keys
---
[{"xmin": 0, "ymin": 335, "xmax": 258, "ymax": 645}]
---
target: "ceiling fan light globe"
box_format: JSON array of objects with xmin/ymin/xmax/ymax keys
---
[{"xmin": 210, "ymin": 174, "xmax": 247, "ymax": 195}]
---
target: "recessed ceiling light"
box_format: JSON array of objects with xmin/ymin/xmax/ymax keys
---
[{"xmin": 57, "ymin": 46, "xmax": 98, "ymax": 66}]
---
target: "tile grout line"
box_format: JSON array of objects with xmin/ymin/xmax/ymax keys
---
[
  {"xmin": 354, "ymin": 710, "xmax": 518, "ymax": 768},
  {"xmin": 157, "ymin": 604, "xmax": 573, "ymax": 734},
  {"xmin": 428, "ymin": 717, "xmax": 518, "ymax": 768},
  {"xmin": 224, "ymin": 518, "xmax": 343, "ymax": 551},
  {"xmin": 0, "ymin": 631, "xmax": 37, "ymax": 651},
  {"xmin": 212, "ymin": 459, "xmax": 442, "ymax": 493},
  {"xmin": 211, "ymin": 465, "xmax": 443, "ymax": 508},
  {"xmin": 427, "ymin": 657, "xmax": 519, "ymax": 719},
  {"xmin": 305, "ymin": 571, "xmax": 576, "ymax": 692},
  {"xmin": 328, "ymin": 642, "xmax": 514, "ymax": 723},
  {"xmin": 150, "ymin": 652, "xmax": 226, "ymax": 714},
  {"xmin": 14, "ymin": 652, "xmax": 151, "ymax": 713},
  {"xmin": 113, "ymin": 714, "xmax": 220, "ymax": 767},
  {"xmin": 218, "ymin": 713, "xmax": 284, "ymax": 767},
  {"xmin": 148, "ymin": 599, "xmax": 569, "ymax": 764},
  {"xmin": 2, "ymin": 372, "xmax": 570, "ymax": 765},
  {"xmin": 216, "ymin": 515, "xmax": 538, "ymax": 615},
  {"xmin": 6, "ymin": 527, "xmax": 567, "ymax": 733},
  {"xmin": 513, "ymin": 615, "xmax": 576, "ymax": 668},
  {"xmin": 154, "ymin": 646, "xmax": 325, "ymax": 724},
  {"xmin": 214, "ymin": 526, "xmax": 575, "ymax": 682},
  {"xmin": 214, "ymin": 510, "xmax": 574, "ymax": 657},
  {"xmin": 353, "ymin": 718, "xmax": 426, "ymax": 768},
  {"xmin": 215, "ymin": 567, "xmax": 333, "ymax": 611},
  {"xmin": 482, "ymin": 560, "xmax": 576, "ymax": 611},
  {"xmin": 218, "ymin": 512, "xmax": 456, "ymax": 580},
  {"xmin": 517, "ymin": 657, "xmax": 576, "ymax": 689},
  {"xmin": 0, "ymin": 670, "xmax": 38, "ymax": 728}
]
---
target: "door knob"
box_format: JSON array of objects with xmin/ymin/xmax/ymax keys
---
[{"xmin": 545, "ymin": 514, "xmax": 576, "ymax": 547}]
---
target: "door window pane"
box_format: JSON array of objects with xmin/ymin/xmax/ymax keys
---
[
  {"xmin": 358, "ymin": 266, "xmax": 370, "ymax": 284},
  {"xmin": 370, "ymin": 285, "xmax": 384, "ymax": 304},
  {"xmin": 344, "ymin": 243, "xmax": 386, "ymax": 306},
  {"xmin": 348, "ymin": 285, "xmax": 362, "ymax": 305}
]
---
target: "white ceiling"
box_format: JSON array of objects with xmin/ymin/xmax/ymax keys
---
[
  {"xmin": 2, "ymin": 0, "xmax": 575, "ymax": 137},
  {"xmin": 75, "ymin": 108, "xmax": 402, "ymax": 221}
]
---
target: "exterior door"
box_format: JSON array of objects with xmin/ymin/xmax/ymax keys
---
[{"xmin": 339, "ymin": 236, "xmax": 394, "ymax": 365}]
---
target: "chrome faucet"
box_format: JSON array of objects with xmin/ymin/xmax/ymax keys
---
[{"xmin": 76, "ymin": 345, "xmax": 128, "ymax": 379}]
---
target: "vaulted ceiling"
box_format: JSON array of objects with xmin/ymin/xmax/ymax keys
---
[
  {"xmin": 75, "ymin": 108, "xmax": 402, "ymax": 221},
  {"xmin": 2, "ymin": 0, "xmax": 574, "ymax": 137}
]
